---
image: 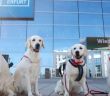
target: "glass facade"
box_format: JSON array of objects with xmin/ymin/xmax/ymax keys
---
[{"xmin": 0, "ymin": 0, "xmax": 110, "ymax": 75}]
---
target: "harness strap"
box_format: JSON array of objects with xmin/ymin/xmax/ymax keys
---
[
  {"xmin": 22, "ymin": 55, "xmax": 32, "ymax": 63},
  {"xmin": 69, "ymin": 59, "xmax": 85, "ymax": 81},
  {"xmin": 75, "ymin": 65, "xmax": 83, "ymax": 81}
]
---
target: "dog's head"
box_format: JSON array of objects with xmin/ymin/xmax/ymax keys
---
[
  {"xmin": 70, "ymin": 44, "xmax": 87, "ymax": 59},
  {"xmin": 26, "ymin": 35, "xmax": 44, "ymax": 52}
]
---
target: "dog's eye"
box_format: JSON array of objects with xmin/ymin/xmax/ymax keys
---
[
  {"xmin": 39, "ymin": 39, "xmax": 41, "ymax": 42},
  {"xmin": 80, "ymin": 47, "xmax": 82, "ymax": 49},
  {"xmin": 74, "ymin": 48, "xmax": 76, "ymax": 50},
  {"xmin": 32, "ymin": 39, "xmax": 35, "ymax": 41}
]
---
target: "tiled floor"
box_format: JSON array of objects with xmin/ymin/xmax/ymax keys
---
[
  {"xmin": 0, "ymin": 78, "xmax": 109, "ymax": 96},
  {"xmin": 38, "ymin": 78, "xmax": 109, "ymax": 96}
]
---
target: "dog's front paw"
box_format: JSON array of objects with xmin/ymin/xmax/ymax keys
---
[
  {"xmin": 55, "ymin": 88, "xmax": 64, "ymax": 95},
  {"xmin": 55, "ymin": 91, "xmax": 64, "ymax": 95},
  {"xmin": 64, "ymin": 92, "xmax": 69, "ymax": 96}
]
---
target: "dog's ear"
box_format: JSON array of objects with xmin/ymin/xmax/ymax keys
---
[
  {"xmin": 84, "ymin": 46, "xmax": 88, "ymax": 56},
  {"xmin": 42, "ymin": 39, "xmax": 45, "ymax": 48},
  {"xmin": 26, "ymin": 38, "xmax": 31, "ymax": 49}
]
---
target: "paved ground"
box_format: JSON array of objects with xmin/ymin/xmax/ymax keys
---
[
  {"xmin": 0, "ymin": 78, "xmax": 108, "ymax": 96},
  {"xmin": 38, "ymin": 78, "xmax": 109, "ymax": 96}
]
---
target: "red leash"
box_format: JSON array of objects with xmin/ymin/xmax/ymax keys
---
[{"xmin": 86, "ymin": 81, "xmax": 108, "ymax": 96}]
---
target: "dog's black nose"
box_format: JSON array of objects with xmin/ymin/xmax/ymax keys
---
[
  {"xmin": 35, "ymin": 43, "xmax": 40, "ymax": 49},
  {"xmin": 75, "ymin": 51, "xmax": 79, "ymax": 56}
]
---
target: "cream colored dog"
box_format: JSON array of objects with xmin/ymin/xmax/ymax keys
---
[
  {"xmin": 55, "ymin": 44, "xmax": 92, "ymax": 96},
  {"xmin": 14, "ymin": 35, "xmax": 44, "ymax": 96},
  {"xmin": 107, "ymin": 57, "xmax": 110, "ymax": 96},
  {"xmin": 0, "ymin": 54, "xmax": 15, "ymax": 96}
]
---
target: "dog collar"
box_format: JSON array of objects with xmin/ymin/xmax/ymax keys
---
[
  {"xmin": 69, "ymin": 59, "xmax": 85, "ymax": 67},
  {"xmin": 72, "ymin": 59, "xmax": 83, "ymax": 65},
  {"xmin": 69, "ymin": 59, "xmax": 85, "ymax": 81},
  {"xmin": 23, "ymin": 55, "xmax": 32, "ymax": 63}
]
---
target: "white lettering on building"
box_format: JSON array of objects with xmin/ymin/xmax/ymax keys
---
[
  {"xmin": 97, "ymin": 39, "xmax": 110, "ymax": 44},
  {"xmin": 0, "ymin": 0, "xmax": 29, "ymax": 6},
  {"xmin": 7, "ymin": 0, "xmax": 27, "ymax": 5}
]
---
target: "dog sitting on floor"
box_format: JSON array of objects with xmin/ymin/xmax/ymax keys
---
[
  {"xmin": 13, "ymin": 35, "xmax": 44, "ymax": 96},
  {"xmin": 0, "ymin": 54, "xmax": 15, "ymax": 96},
  {"xmin": 55, "ymin": 44, "xmax": 92, "ymax": 96}
]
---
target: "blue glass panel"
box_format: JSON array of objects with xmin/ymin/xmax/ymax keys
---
[
  {"xmin": 102, "ymin": 0, "xmax": 110, "ymax": 2},
  {"xmin": 1, "ymin": 25, "xmax": 26, "ymax": 40},
  {"xmin": 28, "ymin": 12, "xmax": 53, "ymax": 24},
  {"xmin": 79, "ymin": 2, "xmax": 101, "ymax": 12},
  {"xmin": 41, "ymin": 52, "xmax": 53, "ymax": 67},
  {"xmin": 54, "ymin": 1, "xmax": 77, "ymax": 12},
  {"xmin": 80, "ymin": 26, "xmax": 104, "ymax": 38},
  {"xmin": 28, "ymin": 25, "xmax": 53, "ymax": 39},
  {"xmin": 54, "ymin": 39, "xmax": 79, "ymax": 50},
  {"xmin": 0, "ymin": 39, "xmax": 25, "ymax": 53},
  {"xmin": 35, "ymin": 0, "xmax": 52, "ymax": 11},
  {"xmin": 102, "ymin": 2, "xmax": 110, "ymax": 13},
  {"xmin": 0, "ymin": 25, "xmax": 26, "ymax": 54},
  {"xmin": 54, "ymin": 26, "xmax": 79, "ymax": 39},
  {"xmin": 54, "ymin": 13, "xmax": 78, "ymax": 25},
  {"xmin": 79, "ymin": 13, "xmax": 102, "ymax": 25},
  {"xmin": 104, "ymin": 15, "xmax": 110, "ymax": 25}
]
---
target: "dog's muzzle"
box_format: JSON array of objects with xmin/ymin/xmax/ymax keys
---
[
  {"xmin": 75, "ymin": 51, "xmax": 82, "ymax": 59},
  {"xmin": 33, "ymin": 43, "xmax": 40, "ymax": 52}
]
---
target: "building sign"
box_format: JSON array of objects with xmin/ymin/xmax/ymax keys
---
[
  {"xmin": 86, "ymin": 37, "xmax": 110, "ymax": 50},
  {"xmin": 0, "ymin": 0, "xmax": 29, "ymax": 6},
  {"xmin": 0, "ymin": 0, "xmax": 35, "ymax": 20}
]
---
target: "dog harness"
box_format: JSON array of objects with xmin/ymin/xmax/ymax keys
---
[
  {"xmin": 22, "ymin": 55, "xmax": 33, "ymax": 63},
  {"xmin": 69, "ymin": 59, "xmax": 85, "ymax": 81}
]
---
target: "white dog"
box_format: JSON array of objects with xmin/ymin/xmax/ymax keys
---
[
  {"xmin": 0, "ymin": 54, "xmax": 15, "ymax": 96},
  {"xmin": 55, "ymin": 44, "xmax": 92, "ymax": 96},
  {"xmin": 107, "ymin": 56, "xmax": 110, "ymax": 96},
  {"xmin": 14, "ymin": 35, "xmax": 44, "ymax": 96}
]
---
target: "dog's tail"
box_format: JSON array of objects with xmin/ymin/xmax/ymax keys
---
[{"xmin": 58, "ymin": 62, "xmax": 66, "ymax": 77}]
